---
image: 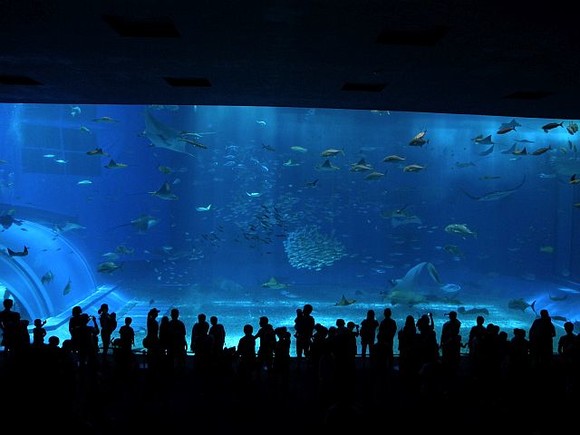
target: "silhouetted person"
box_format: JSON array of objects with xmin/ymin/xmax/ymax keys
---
[
  {"xmin": 557, "ymin": 321, "xmax": 577, "ymax": 391},
  {"xmin": 398, "ymin": 314, "xmax": 419, "ymax": 382},
  {"xmin": 67, "ymin": 305, "xmax": 84, "ymax": 360},
  {"xmin": 295, "ymin": 303, "xmax": 315, "ymax": 367},
  {"xmin": 506, "ymin": 327, "xmax": 531, "ymax": 397},
  {"xmin": 467, "ymin": 315, "xmax": 486, "ymax": 378},
  {"xmin": 440, "ymin": 310, "xmax": 462, "ymax": 376},
  {"xmin": 255, "ymin": 315, "xmax": 276, "ymax": 374},
  {"xmin": 273, "ymin": 326, "xmax": 291, "ymax": 381},
  {"xmin": 190, "ymin": 313, "xmax": 210, "ymax": 354},
  {"xmin": 376, "ymin": 307, "xmax": 397, "ymax": 370},
  {"xmin": 415, "ymin": 312, "xmax": 439, "ymax": 390},
  {"xmin": 166, "ymin": 308, "xmax": 187, "ymax": 372},
  {"xmin": 236, "ymin": 324, "xmax": 257, "ymax": 386},
  {"xmin": 77, "ymin": 313, "xmax": 100, "ymax": 370},
  {"xmin": 359, "ymin": 309, "xmax": 379, "ymax": 362},
  {"xmin": 98, "ymin": 303, "xmax": 117, "ymax": 361},
  {"xmin": 529, "ymin": 308, "xmax": 556, "ymax": 372},
  {"xmin": 143, "ymin": 308, "xmax": 161, "ymax": 371},
  {"xmin": 209, "ymin": 315, "xmax": 226, "ymax": 356},
  {"xmin": 0, "ymin": 298, "xmax": 21, "ymax": 357},
  {"xmin": 32, "ymin": 318, "xmax": 47, "ymax": 348},
  {"xmin": 116, "ymin": 316, "xmax": 136, "ymax": 376}
]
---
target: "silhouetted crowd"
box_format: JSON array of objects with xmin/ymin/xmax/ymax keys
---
[{"xmin": 0, "ymin": 298, "xmax": 578, "ymax": 433}]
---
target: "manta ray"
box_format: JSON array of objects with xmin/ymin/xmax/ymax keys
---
[
  {"xmin": 143, "ymin": 110, "xmax": 197, "ymax": 157},
  {"xmin": 461, "ymin": 175, "xmax": 526, "ymax": 201},
  {"xmin": 149, "ymin": 182, "xmax": 178, "ymax": 200}
]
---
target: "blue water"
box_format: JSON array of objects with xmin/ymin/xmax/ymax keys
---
[{"xmin": 0, "ymin": 103, "xmax": 578, "ymax": 354}]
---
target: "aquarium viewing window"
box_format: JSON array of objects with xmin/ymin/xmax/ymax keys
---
[{"xmin": 0, "ymin": 103, "xmax": 578, "ymax": 354}]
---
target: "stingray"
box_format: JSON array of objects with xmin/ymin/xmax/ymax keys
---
[
  {"xmin": 478, "ymin": 144, "xmax": 494, "ymax": 156},
  {"xmin": 114, "ymin": 214, "xmax": 160, "ymax": 233},
  {"xmin": 143, "ymin": 110, "xmax": 196, "ymax": 157},
  {"xmin": 149, "ymin": 182, "xmax": 178, "ymax": 200},
  {"xmin": 335, "ymin": 295, "xmax": 356, "ymax": 306},
  {"xmin": 461, "ymin": 175, "xmax": 526, "ymax": 201}
]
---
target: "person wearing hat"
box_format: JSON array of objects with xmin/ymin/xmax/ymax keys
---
[{"xmin": 440, "ymin": 310, "xmax": 463, "ymax": 375}]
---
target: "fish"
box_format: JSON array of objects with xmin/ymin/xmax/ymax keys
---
[
  {"xmin": 541, "ymin": 121, "xmax": 564, "ymax": 132},
  {"xmin": 290, "ymin": 146, "xmax": 308, "ymax": 153},
  {"xmin": 196, "ymin": 204, "xmax": 212, "ymax": 212},
  {"xmin": 443, "ymin": 244, "xmax": 464, "ymax": 257},
  {"xmin": 143, "ymin": 111, "xmax": 197, "ymax": 157},
  {"xmin": 364, "ymin": 171, "xmax": 385, "ymax": 180},
  {"xmin": 246, "ymin": 192, "xmax": 262, "ymax": 198},
  {"xmin": 261, "ymin": 277, "xmax": 289, "ymax": 290},
  {"xmin": 508, "ymin": 298, "xmax": 536, "ymax": 313},
  {"xmin": 178, "ymin": 137, "xmax": 207, "ymax": 149},
  {"xmin": 457, "ymin": 306, "xmax": 489, "ymax": 315},
  {"xmin": 53, "ymin": 222, "xmax": 86, "ymax": 233},
  {"xmin": 548, "ymin": 293, "xmax": 567, "ymax": 301},
  {"xmin": 283, "ymin": 159, "xmax": 301, "ymax": 167},
  {"xmin": 121, "ymin": 214, "xmax": 160, "ymax": 232},
  {"xmin": 0, "ymin": 213, "xmax": 23, "ymax": 230},
  {"xmin": 461, "ymin": 175, "xmax": 526, "ymax": 201},
  {"xmin": 540, "ymin": 245, "xmax": 554, "ymax": 254},
  {"xmin": 334, "ymin": 295, "xmax": 356, "ymax": 306},
  {"xmin": 497, "ymin": 125, "xmax": 517, "ymax": 135},
  {"xmin": 70, "ymin": 106, "xmax": 81, "ymax": 117},
  {"xmin": 7, "ymin": 246, "xmax": 28, "ymax": 257},
  {"xmin": 41, "ymin": 271, "xmax": 54, "ymax": 285},
  {"xmin": 569, "ymin": 174, "xmax": 580, "ymax": 185},
  {"xmin": 316, "ymin": 159, "xmax": 340, "ymax": 171},
  {"xmin": 531, "ymin": 145, "xmax": 552, "ymax": 156},
  {"xmin": 445, "ymin": 223, "xmax": 477, "ymax": 238},
  {"xmin": 104, "ymin": 159, "xmax": 128, "ymax": 169},
  {"xmin": 62, "ymin": 278, "xmax": 72, "ymax": 295},
  {"xmin": 500, "ymin": 143, "xmax": 517, "ymax": 154},
  {"xmin": 403, "ymin": 164, "xmax": 425, "ymax": 172},
  {"xmin": 472, "ymin": 134, "xmax": 494, "ymax": 145},
  {"xmin": 97, "ymin": 261, "xmax": 122, "ymax": 273},
  {"xmin": 92, "ymin": 116, "xmax": 119, "ymax": 123},
  {"xmin": 305, "ymin": 179, "xmax": 319, "ymax": 188},
  {"xmin": 149, "ymin": 182, "xmax": 178, "ymax": 200},
  {"xmin": 478, "ymin": 144, "xmax": 494, "ymax": 156},
  {"xmin": 383, "ymin": 154, "xmax": 406, "ymax": 162},
  {"xmin": 86, "ymin": 147, "xmax": 110, "ymax": 156},
  {"xmin": 320, "ymin": 148, "xmax": 344, "ymax": 157},
  {"xmin": 77, "ymin": 180, "xmax": 93, "ymax": 185}
]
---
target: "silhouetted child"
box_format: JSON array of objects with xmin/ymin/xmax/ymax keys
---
[{"xmin": 32, "ymin": 318, "xmax": 47, "ymax": 347}]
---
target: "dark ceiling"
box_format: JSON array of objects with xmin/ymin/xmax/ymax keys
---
[{"xmin": 1, "ymin": 1, "xmax": 579, "ymax": 120}]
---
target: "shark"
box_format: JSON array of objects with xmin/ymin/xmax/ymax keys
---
[
  {"xmin": 143, "ymin": 110, "xmax": 197, "ymax": 157},
  {"xmin": 461, "ymin": 175, "xmax": 526, "ymax": 201},
  {"xmin": 149, "ymin": 182, "xmax": 178, "ymax": 200}
]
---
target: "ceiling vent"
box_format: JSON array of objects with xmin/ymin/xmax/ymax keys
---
[
  {"xmin": 0, "ymin": 75, "xmax": 41, "ymax": 85},
  {"xmin": 163, "ymin": 77, "xmax": 212, "ymax": 87},
  {"xmin": 376, "ymin": 25, "xmax": 449, "ymax": 46},
  {"xmin": 103, "ymin": 14, "xmax": 180, "ymax": 38}
]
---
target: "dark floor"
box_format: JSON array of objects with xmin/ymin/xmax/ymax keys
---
[{"xmin": 0, "ymin": 350, "xmax": 574, "ymax": 434}]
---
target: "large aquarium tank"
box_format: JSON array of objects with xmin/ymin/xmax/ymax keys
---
[{"xmin": 0, "ymin": 103, "xmax": 578, "ymax": 354}]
